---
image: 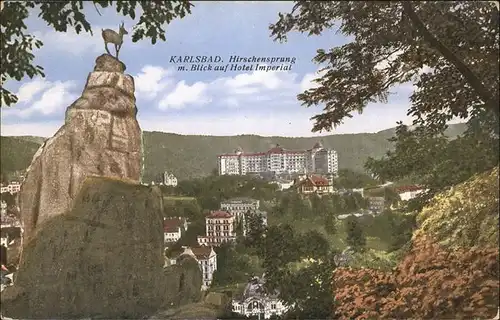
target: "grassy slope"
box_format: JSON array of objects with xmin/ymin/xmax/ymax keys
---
[
  {"xmin": 1, "ymin": 123, "xmax": 466, "ymax": 180},
  {"xmin": 414, "ymin": 166, "xmax": 499, "ymax": 248}
]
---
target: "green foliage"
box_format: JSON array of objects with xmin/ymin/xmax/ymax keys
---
[
  {"xmin": 279, "ymin": 255, "xmax": 337, "ymax": 319},
  {"xmin": 347, "ymin": 249, "xmax": 399, "ymax": 271},
  {"xmin": 0, "ymin": 192, "xmax": 16, "ymax": 207},
  {"xmin": 366, "ymin": 121, "xmax": 499, "ymax": 211},
  {"xmin": 333, "ymin": 169, "xmax": 379, "ymax": 189},
  {"xmin": 0, "ymin": 137, "xmax": 40, "ymax": 176},
  {"xmin": 297, "ymin": 230, "xmax": 330, "ymax": 259},
  {"xmin": 258, "ymin": 223, "xmax": 336, "ymax": 319},
  {"xmin": 244, "ymin": 213, "xmax": 266, "ymax": 248},
  {"xmin": 177, "ymin": 220, "xmax": 205, "ymax": 248},
  {"xmin": 0, "ymin": 125, "xmax": 465, "ymax": 181},
  {"xmin": 414, "ymin": 166, "xmax": 499, "ymax": 249},
  {"xmin": 1, "ymin": 1, "xmax": 193, "ymax": 106},
  {"xmin": 141, "ymin": 130, "xmax": 411, "ymax": 180},
  {"xmin": 345, "ymin": 216, "xmax": 366, "ymax": 252},
  {"xmin": 269, "ymin": 2, "xmax": 499, "ymax": 133},
  {"xmin": 360, "ymin": 211, "xmax": 416, "ymax": 252},
  {"xmin": 162, "ymin": 196, "xmax": 201, "ymax": 220},
  {"xmin": 211, "ymin": 243, "xmax": 261, "ymax": 287},
  {"xmin": 176, "ymin": 175, "xmax": 278, "ymax": 210}
]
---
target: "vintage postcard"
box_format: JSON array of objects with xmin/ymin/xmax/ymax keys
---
[{"xmin": 0, "ymin": 1, "xmax": 498, "ymax": 319}]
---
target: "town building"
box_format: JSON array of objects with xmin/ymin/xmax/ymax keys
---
[
  {"xmin": 220, "ymin": 197, "xmax": 260, "ymax": 220},
  {"xmin": 351, "ymin": 188, "xmax": 364, "ymax": 197},
  {"xmin": 163, "ymin": 172, "xmax": 178, "ymax": 187},
  {"xmin": 0, "ymin": 182, "xmax": 21, "ymax": 194},
  {"xmin": 294, "ymin": 174, "xmax": 334, "ymax": 195},
  {"xmin": 231, "ymin": 276, "xmax": 289, "ymax": 319},
  {"xmin": 163, "ymin": 217, "xmax": 188, "ymax": 244},
  {"xmin": 367, "ymin": 196, "xmax": 385, "ymax": 213},
  {"xmin": 270, "ymin": 179, "xmax": 294, "ymax": 191},
  {"xmin": 217, "ymin": 142, "xmax": 338, "ymax": 177},
  {"xmin": 197, "ymin": 211, "xmax": 236, "ymax": 246},
  {"xmin": 395, "ymin": 185, "xmax": 426, "ymax": 201},
  {"xmin": 167, "ymin": 246, "xmax": 218, "ymax": 290},
  {"xmin": 0, "ymin": 201, "xmax": 6, "ymax": 216}
]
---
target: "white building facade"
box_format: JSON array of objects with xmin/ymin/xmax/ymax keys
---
[
  {"xmin": 163, "ymin": 217, "xmax": 188, "ymax": 243},
  {"xmin": 220, "ymin": 197, "xmax": 260, "ymax": 220},
  {"xmin": 197, "ymin": 211, "xmax": 236, "ymax": 246},
  {"xmin": 217, "ymin": 143, "xmax": 338, "ymax": 177},
  {"xmin": 232, "ymin": 276, "xmax": 289, "ymax": 319},
  {"xmin": 395, "ymin": 186, "xmax": 426, "ymax": 201},
  {"xmin": 168, "ymin": 246, "xmax": 218, "ymax": 291},
  {"xmin": 163, "ymin": 172, "xmax": 178, "ymax": 187},
  {"xmin": 0, "ymin": 182, "xmax": 21, "ymax": 194}
]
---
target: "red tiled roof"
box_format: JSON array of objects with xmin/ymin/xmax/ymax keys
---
[
  {"xmin": 395, "ymin": 185, "xmax": 424, "ymax": 193},
  {"xmin": 163, "ymin": 217, "xmax": 184, "ymax": 233},
  {"xmin": 207, "ymin": 210, "xmax": 233, "ymax": 219},
  {"xmin": 297, "ymin": 175, "xmax": 329, "ymax": 187},
  {"xmin": 190, "ymin": 246, "xmax": 213, "ymax": 260},
  {"xmin": 217, "ymin": 145, "xmax": 307, "ymax": 157},
  {"xmin": 267, "ymin": 146, "xmax": 285, "ymax": 153}
]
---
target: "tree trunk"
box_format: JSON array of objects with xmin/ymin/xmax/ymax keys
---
[{"xmin": 402, "ymin": 2, "xmax": 500, "ymax": 122}]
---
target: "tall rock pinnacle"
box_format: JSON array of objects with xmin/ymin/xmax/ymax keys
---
[{"xmin": 18, "ymin": 54, "xmax": 143, "ymax": 241}]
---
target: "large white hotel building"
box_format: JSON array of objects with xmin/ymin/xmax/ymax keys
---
[{"xmin": 217, "ymin": 142, "xmax": 339, "ymax": 177}]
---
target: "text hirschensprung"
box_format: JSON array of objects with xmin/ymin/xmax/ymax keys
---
[{"xmin": 228, "ymin": 55, "xmax": 296, "ymax": 65}]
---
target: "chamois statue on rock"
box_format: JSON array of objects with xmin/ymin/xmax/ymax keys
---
[{"xmin": 101, "ymin": 22, "xmax": 128, "ymax": 60}]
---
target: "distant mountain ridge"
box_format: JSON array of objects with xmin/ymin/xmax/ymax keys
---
[{"xmin": 0, "ymin": 123, "xmax": 467, "ymax": 181}]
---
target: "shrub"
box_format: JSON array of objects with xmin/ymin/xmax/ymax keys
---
[{"xmin": 333, "ymin": 236, "xmax": 499, "ymax": 319}]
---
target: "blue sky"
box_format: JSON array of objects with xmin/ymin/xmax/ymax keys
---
[{"xmin": 1, "ymin": 1, "xmax": 421, "ymax": 138}]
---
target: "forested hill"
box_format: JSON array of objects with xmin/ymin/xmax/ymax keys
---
[{"xmin": 0, "ymin": 123, "xmax": 466, "ymax": 181}]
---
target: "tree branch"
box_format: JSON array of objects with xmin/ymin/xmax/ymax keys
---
[{"xmin": 402, "ymin": 2, "xmax": 499, "ymax": 121}]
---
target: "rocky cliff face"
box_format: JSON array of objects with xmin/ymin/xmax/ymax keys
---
[
  {"xmin": 1, "ymin": 178, "xmax": 166, "ymax": 319},
  {"xmin": 18, "ymin": 54, "xmax": 142, "ymax": 241}
]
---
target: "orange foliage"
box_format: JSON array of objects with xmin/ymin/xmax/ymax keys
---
[{"xmin": 333, "ymin": 236, "xmax": 499, "ymax": 319}]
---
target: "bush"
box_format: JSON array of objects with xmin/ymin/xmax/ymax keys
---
[{"xmin": 333, "ymin": 236, "xmax": 499, "ymax": 319}]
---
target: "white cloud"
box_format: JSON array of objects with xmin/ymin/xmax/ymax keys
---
[
  {"xmin": 224, "ymin": 69, "xmax": 293, "ymax": 90},
  {"xmin": 33, "ymin": 23, "xmax": 140, "ymax": 56},
  {"xmin": 300, "ymin": 69, "xmax": 327, "ymax": 91},
  {"xmin": 158, "ymin": 81, "xmax": 210, "ymax": 109},
  {"xmin": 2, "ymin": 80, "xmax": 77, "ymax": 119},
  {"xmin": 0, "ymin": 103, "xmax": 419, "ymax": 138},
  {"xmin": 375, "ymin": 49, "xmax": 406, "ymax": 71},
  {"xmin": 34, "ymin": 29, "xmax": 103, "ymax": 57},
  {"xmin": 151, "ymin": 67, "xmax": 302, "ymax": 110},
  {"xmin": 16, "ymin": 78, "xmax": 51, "ymax": 104},
  {"xmin": 134, "ymin": 65, "xmax": 173, "ymax": 100}
]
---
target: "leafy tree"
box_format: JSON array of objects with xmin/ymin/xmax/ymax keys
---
[
  {"xmin": 323, "ymin": 213, "xmax": 337, "ymax": 236},
  {"xmin": 0, "ymin": 192, "xmax": 16, "ymax": 207},
  {"xmin": 177, "ymin": 219, "xmax": 205, "ymax": 247},
  {"xmin": 244, "ymin": 212, "xmax": 266, "ymax": 248},
  {"xmin": 212, "ymin": 243, "xmax": 255, "ymax": 286},
  {"xmin": 333, "ymin": 169, "xmax": 378, "ymax": 189},
  {"xmin": 234, "ymin": 218, "xmax": 244, "ymax": 240},
  {"xmin": 1, "ymin": 1, "xmax": 194, "ymax": 107},
  {"xmin": 333, "ymin": 236, "xmax": 499, "ymax": 319},
  {"xmin": 366, "ymin": 122, "xmax": 499, "ymax": 211},
  {"xmin": 297, "ymin": 230, "xmax": 330, "ymax": 259},
  {"xmin": 287, "ymin": 193, "xmax": 311, "ymax": 217},
  {"xmin": 345, "ymin": 216, "xmax": 366, "ymax": 252},
  {"xmin": 269, "ymin": 2, "xmax": 498, "ymax": 134},
  {"xmin": 364, "ymin": 210, "xmax": 416, "ymax": 252},
  {"xmin": 259, "ymin": 224, "xmax": 300, "ymax": 291},
  {"xmin": 279, "ymin": 254, "xmax": 337, "ymax": 319}
]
